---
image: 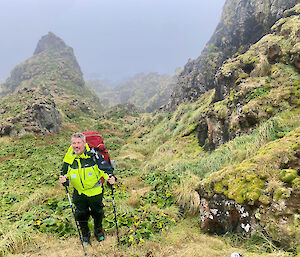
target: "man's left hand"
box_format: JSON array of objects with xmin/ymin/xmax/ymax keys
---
[{"xmin": 107, "ymin": 176, "xmax": 115, "ymax": 185}]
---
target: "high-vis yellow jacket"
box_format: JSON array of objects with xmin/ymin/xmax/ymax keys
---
[{"xmin": 62, "ymin": 144, "xmax": 110, "ymax": 196}]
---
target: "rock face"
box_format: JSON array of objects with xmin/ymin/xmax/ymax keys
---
[
  {"xmin": 34, "ymin": 32, "xmax": 69, "ymax": 55},
  {"xmin": 185, "ymin": 4, "xmax": 300, "ymax": 151},
  {"xmin": 198, "ymin": 194, "xmax": 253, "ymax": 235},
  {"xmin": 188, "ymin": 3, "xmax": 300, "ymax": 251},
  {"xmin": 165, "ymin": 0, "xmax": 299, "ymax": 111}
]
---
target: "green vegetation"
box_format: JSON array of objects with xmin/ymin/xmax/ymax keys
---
[{"xmin": 1, "ymin": 99, "xmax": 298, "ymax": 256}]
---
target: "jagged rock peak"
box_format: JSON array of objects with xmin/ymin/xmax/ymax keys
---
[
  {"xmin": 0, "ymin": 31, "xmax": 85, "ymax": 95},
  {"xmin": 34, "ymin": 32, "xmax": 68, "ymax": 55}
]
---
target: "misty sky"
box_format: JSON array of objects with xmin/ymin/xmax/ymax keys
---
[{"xmin": 0, "ymin": 0, "xmax": 226, "ymax": 82}]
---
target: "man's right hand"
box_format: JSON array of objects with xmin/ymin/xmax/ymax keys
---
[{"xmin": 59, "ymin": 175, "xmax": 67, "ymax": 184}]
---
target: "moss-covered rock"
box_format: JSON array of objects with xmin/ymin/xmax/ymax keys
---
[
  {"xmin": 195, "ymin": 5, "xmax": 300, "ymax": 151},
  {"xmin": 197, "ymin": 127, "xmax": 300, "ymax": 250},
  {"xmin": 279, "ymin": 169, "xmax": 298, "ymax": 183}
]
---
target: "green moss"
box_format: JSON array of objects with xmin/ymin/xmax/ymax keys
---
[
  {"xmin": 246, "ymin": 191, "xmax": 261, "ymax": 201},
  {"xmin": 274, "ymin": 187, "xmax": 291, "ymax": 201},
  {"xmin": 222, "ymin": 178, "xmax": 229, "ymax": 187},
  {"xmin": 214, "ymin": 181, "xmax": 224, "ymax": 194},
  {"xmin": 279, "ymin": 169, "xmax": 298, "ymax": 183},
  {"xmin": 183, "ymin": 123, "xmax": 198, "ymax": 136},
  {"xmin": 227, "ymin": 177, "xmax": 247, "ymax": 204},
  {"xmin": 246, "ymin": 177, "xmax": 265, "ymax": 201},
  {"xmin": 241, "ymin": 54, "xmax": 260, "ymax": 65},
  {"xmin": 213, "ymin": 101, "xmax": 229, "ymax": 119},
  {"xmin": 258, "ymin": 194, "xmax": 271, "ymax": 205},
  {"xmin": 292, "ymin": 177, "xmax": 300, "ymax": 186},
  {"xmin": 235, "ymin": 73, "xmax": 249, "ymax": 84}
]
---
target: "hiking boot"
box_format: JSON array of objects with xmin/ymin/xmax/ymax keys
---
[
  {"xmin": 97, "ymin": 235, "xmax": 105, "ymax": 242},
  {"xmin": 95, "ymin": 230, "xmax": 105, "ymax": 242},
  {"xmin": 83, "ymin": 236, "xmax": 91, "ymax": 246}
]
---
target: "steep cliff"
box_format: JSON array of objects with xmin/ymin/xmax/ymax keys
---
[
  {"xmin": 166, "ymin": 0, "xmax": 299, "ymax": 111},
  {"xmin": 194, "ymin": 4, "xmax": 300, "ymax": 151}
]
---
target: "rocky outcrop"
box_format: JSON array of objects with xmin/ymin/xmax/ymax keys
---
[
  {"xmin": 0, "ymin": 32, "xmax": 105, "ymax": 136},
  {"xmin": 0, "ymin": 87, "xmax": 61, "ymax": 136},
  {"xmin": 197, "ymin": 123, "xmax": 300, "ymax": 250},
  {"xmin": 186, "ymin": 4, "xmax": 300, "ymax": 150},
  {"xmin": 34, "ymin": 32, "xmax": 69, "ymax": 55},
  {"xmin": 1, "ymin": 32, "xmax": 84, "ymax": 95},
  {"xmin": 165, "ymin": 0, "xmax": 299, "ymax": 111},
  {"xmin": 197, "ymin": 130, "xmax": 300, "ymax": 250},
  {"xmin": 181, "ymin": 5, "xmax": 300, "ymax": 250}
]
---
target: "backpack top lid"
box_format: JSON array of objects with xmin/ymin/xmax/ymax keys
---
[
  {"xmin": 82, "ymin": 131, "xmax": 111, "ymax": 164},
  {"xmin": 82, "ymin": 131, "xmax": 104, "ymax": 148}
]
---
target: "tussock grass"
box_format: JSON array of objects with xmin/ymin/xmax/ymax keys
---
[
  {"xmin": 11, "ymin": 185, "xmax": 62, "ymax": 212},
  {"xmin": 0, "ymin": 136, "xmax": 11, "ymax": 144},
  {"xmin": 122, "ymin": 175, "xmax": 151, "ymax": 208},
  {"xmin": 173, "ymin": 173, "xmax": 201, "ymax": 216},
  {"xmin": 5, "ymin": 219, "xmax": 292, "ymax": 257},
  {"xmin": 143, "ymin": 109, "xmax": 300, "ymax": 180},
  {"xmin": 220, "ymin": 231, "xmax": 291, "ymax": 256},
  {"xmin": 0, "ymin": 222, "xmax": 32, "ymax": 256}
]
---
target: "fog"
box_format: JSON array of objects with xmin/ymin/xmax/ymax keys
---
[{"xmin": 0, "ymin": 0, "xmax": 226, "ymax": 82}]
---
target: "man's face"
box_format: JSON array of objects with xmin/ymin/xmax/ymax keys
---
[{"xmin": 71, "ymin": 137, "xmax": 86, "ymax": 155}]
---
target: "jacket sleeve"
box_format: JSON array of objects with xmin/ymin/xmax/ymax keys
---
[
  {"xmin": 61, "ymin": 162, "xmax": 69, "ymax": 175},
  {"xmin": 60, "ymin": 162, "xmax": 70, "ymax": 186}
]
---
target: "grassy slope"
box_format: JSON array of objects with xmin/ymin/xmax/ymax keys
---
[{"xmin": 0, "ymin": 107, "xmax": 296, "ymax": 257}]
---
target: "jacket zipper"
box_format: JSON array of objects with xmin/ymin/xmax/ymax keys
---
[
  {"xmin": 77, "ymin": 159, "xmax": 85, "ymax": 189},
  {"xmin": 93, "ymin": 166, "xmax": 99, "ymax": 181}
]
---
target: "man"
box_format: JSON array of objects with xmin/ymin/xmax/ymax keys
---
[{"xmin": 59, "ymin": 132, "xmax": 115, "ymax": 245}]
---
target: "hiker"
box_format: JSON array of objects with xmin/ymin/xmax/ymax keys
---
[{"xmin": 59, "ymin": 132, "xmax": 116, "ymax": 244}]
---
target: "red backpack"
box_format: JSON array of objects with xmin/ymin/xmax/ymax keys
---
[{"xmin": 82, "ymin": 131, "xmax": 111, "ymax": 164}]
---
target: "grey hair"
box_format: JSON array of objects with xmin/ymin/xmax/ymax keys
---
[{"xmin": 71, "ymin": 132, "xmax": 86, "ymax": 143}]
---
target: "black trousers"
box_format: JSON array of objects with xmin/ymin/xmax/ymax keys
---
[{"xmin": 73, "ymin": 189, "xmax": 104, "ymax": 240}]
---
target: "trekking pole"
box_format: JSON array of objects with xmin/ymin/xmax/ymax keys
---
[
  {"xmin": 109, "ymin": 180, "xmax": 120, "ymax": 245},
  {"xmin": 64, "ymin": 185, "xmax": 87, "ymax": 256}
]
